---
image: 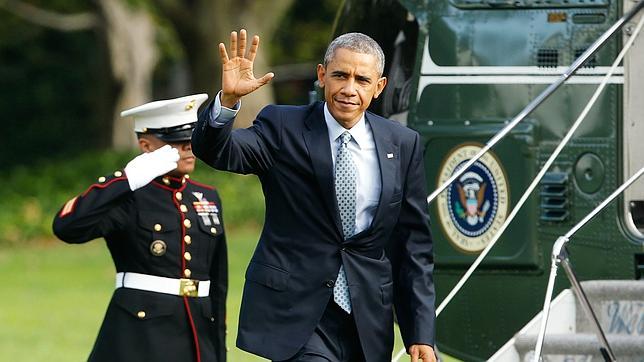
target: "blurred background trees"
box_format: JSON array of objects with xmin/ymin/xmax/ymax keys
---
[
  {"xmin": 0, "ymin": 0, "xmax": 341, "ymax": 244},
  {"xmin": 0, "ymin": 0, "xmax": 340, "ymax": 165}
]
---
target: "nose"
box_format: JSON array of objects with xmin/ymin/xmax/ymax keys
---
[
  {"xmin": 179, "ymin": 142, "xmax": 192, "ymax": 151},
  {"xmin": 340, "ymin": 78, "xmax": 357, "ymax": 96}
]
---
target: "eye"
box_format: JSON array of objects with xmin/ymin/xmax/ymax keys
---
[{"xmin": 356, "ymin": 76, "xmax": 371, "ymax": 85}]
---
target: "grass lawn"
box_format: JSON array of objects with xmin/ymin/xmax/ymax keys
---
[{"xmin": 0, "ymin": 228, "xmax": 452, "ymax": 361}]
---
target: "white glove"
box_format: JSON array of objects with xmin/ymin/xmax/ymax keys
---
[{"xmin": 124, "ymin": 145, "xmax": 180, "ymax": 191}]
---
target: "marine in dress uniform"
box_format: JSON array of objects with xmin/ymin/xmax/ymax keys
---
[{"xmin": 53, "ymin": 94, "xmax": 227, "ymax": 362}]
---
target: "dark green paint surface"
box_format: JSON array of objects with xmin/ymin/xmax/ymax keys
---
[{"xmin": 335, "ymin": 0, "xmax": 643, "ymax": 360}]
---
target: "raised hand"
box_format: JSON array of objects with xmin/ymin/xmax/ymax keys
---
[{"xmin": 219, "ymin": 29, "xmax": 274, "ymax": 108}]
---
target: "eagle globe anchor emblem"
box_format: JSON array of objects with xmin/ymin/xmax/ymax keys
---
[{"xmin": 455, "ymin": 171, "xmax": 491, "ymax": 226}]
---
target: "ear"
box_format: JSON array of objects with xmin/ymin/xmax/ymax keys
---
[
  {"xmin": 138, "ymin": 137, "xmax": 152, "ymax": 153},
  {"xmin": 373, "ymin": 77, "xmax": 388, "ymax": 99},
  {"xmin": 316, "ymin": 64, "xmax": 326, "ymax": 88}
]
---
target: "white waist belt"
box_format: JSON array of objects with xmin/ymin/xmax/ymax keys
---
[{"xmin": 116, "ymin": 272, "xmax": 210, "ymax": 297}]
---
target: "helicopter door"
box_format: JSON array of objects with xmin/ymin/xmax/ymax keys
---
[{"xmin": 622, "ymin": 3, "xmax": 644, "ymax": 240}]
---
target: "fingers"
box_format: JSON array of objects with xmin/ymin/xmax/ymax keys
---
[
  {"xmin": 218, "ymin": 43, "xmax": 229, "ymax": 64},
  {"xmin": 257, "ymin": 72, "xmax": 275, "ymax": 85},
  {"xmin": 238, "ymin": 29, "xmax": 247, "ymax": 59},
  {"xmin": 229, "ymin": 31, "xmax": 237, "ymax": 58},
  {"xmin": 410, "ymin": 345, "xmax": 419, "ymax": 362},
  {"xmin": 247, "ymin": 34, "xmax": 260, "ymax": 62}
]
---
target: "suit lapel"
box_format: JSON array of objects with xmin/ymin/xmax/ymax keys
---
[
  {"xmin": 367, "ymin": 113, "xmax": 398, "ymax": 228},
  {"xmin": 303, "ymin": 103, "xmax": 343, "ymax": 237}
]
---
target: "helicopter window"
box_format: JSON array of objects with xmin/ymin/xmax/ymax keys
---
[
  {"xmin": 333, "ymin": 0, "xmax": 419, "ymax": 121},
  {"xmin": 449, "ymin": 0, "xmax": 609, "ymax": 9}
]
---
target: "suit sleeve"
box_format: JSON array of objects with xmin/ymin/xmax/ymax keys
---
[
  {"xmin": 209, "ymin": 192, "xmax": 228, "ymax": 362},
  {"xmin": 192, "ymin": 100, "xmax": 282, "ymax": 175},
  {"xmin": 388, "ymin": 132, "xmax": 436, "ymax": 349},
  {"xmin": 52, "ymin": 174, "xmax": 132, "ymax": 244}
]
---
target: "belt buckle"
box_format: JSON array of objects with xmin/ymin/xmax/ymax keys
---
[{"xmin": 179, "ymin": 278, "xmax": 199, "ymax": 297}]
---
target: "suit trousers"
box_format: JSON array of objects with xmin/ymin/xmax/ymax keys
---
[{"xmin": 275, "ymin": 300, "xmax": 365, "ymax": 362}]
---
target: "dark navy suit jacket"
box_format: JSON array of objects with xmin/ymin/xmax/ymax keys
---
[{"xmin": 192, "ymin": 101, "xmax": 435, "ymax": 362}]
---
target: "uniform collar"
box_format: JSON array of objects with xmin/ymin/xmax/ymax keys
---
[{"xmin": 153, "ymin": 175, "xmax": 189, "ymax": 189}]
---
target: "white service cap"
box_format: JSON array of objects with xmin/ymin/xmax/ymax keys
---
[{"xmin": 120, "ymin": 94, "xmax": 209, "ymax": 141}]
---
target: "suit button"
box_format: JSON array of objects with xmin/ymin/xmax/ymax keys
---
[{"xmin": 325, "ymin": 280, "xmax": 335, "ymax": 288}]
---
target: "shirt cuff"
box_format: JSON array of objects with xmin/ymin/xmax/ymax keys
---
[{"xmin": 209, "ymin": 91, "xmax": 241, "ymax": 127}]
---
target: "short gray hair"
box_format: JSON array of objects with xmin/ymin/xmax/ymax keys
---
[{"xmin": 323, "ymin": 32, "xmax": 385, "ymax": 76}]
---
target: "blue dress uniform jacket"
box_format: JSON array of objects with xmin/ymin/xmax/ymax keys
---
[
  {"xmin": 192, "ymin": 101, "xmax": 436, "ymax": 362},
  {"xmin": 53, "ymin": 173, "xmax": 227, "ymax": 362}
]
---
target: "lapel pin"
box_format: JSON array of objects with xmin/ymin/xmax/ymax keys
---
[{"xmin": 387, "ymin": 153, "xmax": 394, "ymax": 159}]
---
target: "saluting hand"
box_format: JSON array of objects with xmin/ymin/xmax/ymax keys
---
[
  {"xmin": 219, "ymin": 29, "xmax": 274, "ymax": 108},
  {"xmin": 124, "ymin": 145, "xmax": 179, "ymax": 191}
]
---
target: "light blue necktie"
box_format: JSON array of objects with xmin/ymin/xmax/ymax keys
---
[{"xmin": 333, "ymin": 131, "xmax": 356, "ymax": 313}]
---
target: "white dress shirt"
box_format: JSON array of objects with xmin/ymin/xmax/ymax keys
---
[
  {"xmin": 209, "ymin": 94, "xmax": 382, "ymax": 233},
  {"xmin": 324, "ymin": 104, "xmax": 381, "ymax": 234}
]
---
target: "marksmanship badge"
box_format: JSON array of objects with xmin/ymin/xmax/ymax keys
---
[{"xmin": 436, "ymin": 144, "xmax": 509, "ymax": 253}]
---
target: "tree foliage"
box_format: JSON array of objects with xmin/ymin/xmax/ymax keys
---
[{"xmin": 0, "ymin": 0, "xmax": 340, "ymax": 169}]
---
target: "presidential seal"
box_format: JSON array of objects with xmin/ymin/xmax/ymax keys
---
[{"xmin": 437, "ymin": 144, "xmax": 509, "ymax": 253}]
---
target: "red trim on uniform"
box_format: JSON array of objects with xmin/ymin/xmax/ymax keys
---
[
  {"xmin": 187, "ymin": 179, "xmax": 215, "ymax": 190},
  {"xmin": 170, "ymin": 183, "xmax": 201, "ymax": 360},
  {"xmin": 81, "ymin": 176, "xmax": 128, "ymax": 197},
  {"xmin": 183, "ymin": 297, "xmax": 202, "ymax": 362}
]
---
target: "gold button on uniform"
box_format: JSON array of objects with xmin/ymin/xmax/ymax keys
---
[
  {"xmin": 154, "ymin": 224, "xmax": 162, "ymax": 232},
  {"xmin": 175, "ymin": 192, "xmax": 183, "ymax": 201},
  {"xmin": 114, "ymin": 171, "xmax": 123, "ymax": 177},
  {"xmin": 162, "ymin": 177, "xmax": 170, "ymax": 185},
  {"xmin": 98, "ymin": 176, "xmax": 106, "ymax": 183},
  {"xmin": 184, "ymin": 252, "xmax": 192, "ymax": 261},
  {"xmin": 184, "ymin": 219, "xmax": 191, "ymax": 228},
  {"xmin": 184, "ymin": 235, "xmax": 192, "ymax": 244},
  {"xmin": 137, "ymin": 311, "xmax": 146, "ymax": 319},
  {"xmin": 180, "ymin": 205, "xmax": 188, "ymax": 213},
  {"xmin": 210, "ymin": 227, "xmax": 217, "ymax": 234},
  {"xmin": 184, "ymin": 269, "xmax": 192, "ymax": 278}
]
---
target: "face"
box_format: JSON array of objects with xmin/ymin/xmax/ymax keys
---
[
  {"xmin": 317, "ymin": 48, "xmax": 387, "ymax": 129},
  {"xmin": 139, "ymin": 136, "xmax": 196, "ymax": 177}
]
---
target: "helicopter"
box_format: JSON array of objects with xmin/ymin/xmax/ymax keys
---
[{"xmin": 330, "ymin": 0, "xmax": 644, "ymax": 360}]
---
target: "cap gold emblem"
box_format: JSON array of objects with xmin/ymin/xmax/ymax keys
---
[
  {"xmin": 185, "ymin": 100, "xmax": 195, "ymax": 111},
  {"xmin": 150, "ymin": 240, "xmax": 167, "ymax": 256}
]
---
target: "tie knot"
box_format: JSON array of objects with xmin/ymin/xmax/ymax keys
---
[{"xmin": 340, "ymin": 131, "xmax": 352, "ymax": 145}]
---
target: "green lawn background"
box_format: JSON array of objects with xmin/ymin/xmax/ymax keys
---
[{"xmin": 0, "ymin": 227, "xmax": 437, "ymax": 361}]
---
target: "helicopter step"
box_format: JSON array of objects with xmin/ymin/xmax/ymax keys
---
[{"xmin": 489, "ymin": 280, "xmax": 644, "ymax": 361}]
